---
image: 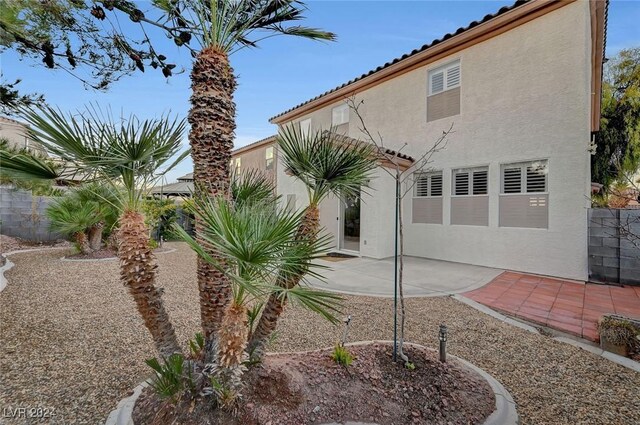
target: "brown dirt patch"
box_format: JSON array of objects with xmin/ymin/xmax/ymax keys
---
[{"xmin": 132, "ymin": 342, "xmax": 494, "ymax": 425}]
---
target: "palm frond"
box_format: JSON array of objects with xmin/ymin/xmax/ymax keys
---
[
  {"xmin": 230, "ymin": 168, "xmax": 276, "ymax": 207},
  {"xmin": 277, "ymin": 123, "xmax": 377, "ymax": 206},
  {"xmin": 273, "ymin": 285, "xmax": 343, "ymax": 325}
]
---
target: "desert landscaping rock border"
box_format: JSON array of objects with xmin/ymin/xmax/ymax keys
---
[
  {"xmin": 105, "ymin": 341, "xmax": 518, "ymax": 425},
  {"xmin": 60, "ymin": 248, "xmax": 177, "ymax": 262}
]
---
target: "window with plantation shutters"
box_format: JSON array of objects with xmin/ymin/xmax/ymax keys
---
[
  {"xmin": 427, "ymin": 60, "xmax": 461, "ymax": 122},
  {"xmin": 452, "ymin": 167, "xmax": 487, "ymax": 196},
  {"xmin": 412, "ymin": 172, "xmax": 443, "ymax": 224},
  {"xmin": 300, "ymin": 118, "xmax": 311, "ymax": 137},
  {"xmin": 450, "ymin": 166, "xmax": 488, "ymax": 226},
  {"xmin": 499, "ymin": 160, "xmax": 549, "ymax": 229},
  {"xmin": 414, "ymin": 172, "xmax": 443, "ymax": 197},
  {"xmin": 265, "ymin": 146, "xmax": 274, "ymax": 170},
  {"xmin": 501, "ymin": 161, "xmax": 548, "ymax": 194},
  {"xmin": 429, "ymin": 61, "xmax": 460, "ymax": 95},
  {"xmin": 332, "ymin": 104, "xmax": 349, "ymax": 126}
]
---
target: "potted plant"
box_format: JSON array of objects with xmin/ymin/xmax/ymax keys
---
[{"xmin": 597, "ymin": 314, "xmax": 640, "ymax": 357}]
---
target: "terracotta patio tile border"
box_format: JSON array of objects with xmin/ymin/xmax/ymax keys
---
[{"xmin": 463, "ymin": 271, "xmax": 640, "ymax": 342}]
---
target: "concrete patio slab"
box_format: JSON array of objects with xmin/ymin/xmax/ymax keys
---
[{"xmin": 308, "ymin": 256, "xmax": 503, "ymax": 297}]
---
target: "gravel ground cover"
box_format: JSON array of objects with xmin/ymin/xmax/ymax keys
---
[{"xmin": 0, "ymin": 242, "xmax": 638, "ymax": 424}]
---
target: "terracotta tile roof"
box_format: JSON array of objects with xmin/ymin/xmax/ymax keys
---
[{"xmin": 269, "ymin": 0, "xmax": 529, "ymax": 123}]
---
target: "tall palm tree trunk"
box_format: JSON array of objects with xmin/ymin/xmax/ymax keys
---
[
  {"xmin": 188, "ymin": 47, "xmax": 236, "ymax": 353},
  {"xmin": 118, "ymin": 209, "xmax": 181, "ymax": 358},
  {"xmin": 248, "ymin": 205, "xmax": 320, "ymax": 357}
]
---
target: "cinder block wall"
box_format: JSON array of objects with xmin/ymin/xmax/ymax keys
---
[
  {"xmin": 588, "ymin": 208, "xmax": 640, "ymax": 286},
  {"xmin": 0, "ymin": 186, "xmax": 62, "ymax": 242}
]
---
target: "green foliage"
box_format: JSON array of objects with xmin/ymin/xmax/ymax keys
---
[
  {"xmin": 405, "ymin": 361, "xmax": 416, "ymax": 370},
  {"xmin": 45, "ymin": 183, "xmax": 119, "ymax": 238},
  {"xmin": 1, "ymin": 105, "xmax": 188, "ymax": 212},
  {"xmin": 277, "ymin": 124, "xmax": 377, "ymax": 206},
  {"xmin": 593, "ymin": 47, "xmax": 640, "ymax": 188},
  {"xmin": 247, "ymin": 302, "xmax": 264, "ymax": 333},
  {"xmin": 230, "ymin": 169, "xmax": 276, "ymax": 208},
  {"xmin": 0, "ymin": 138, "xmax": 62, "ymax": 196},
  {"xmin": 330, "ymin": 343, "xmax": 353, "ymax": 367},
  {"xmin": 142, "ymin": 198, "xmax": 177, "ymax": 239},
  {"xmin": 188, "ymin": 332, "xmax": 205, "ymax": 358},
  {"xmin": 145, "ymin": 354, "xmax": 194, "ymax": 403},
  {"xmin": 176, "ymin": 183, "xmax": 342, "ymax": 323},
  {"xmin": 1, "ymin": 0, "xmax": 334, "ymax": 88}
]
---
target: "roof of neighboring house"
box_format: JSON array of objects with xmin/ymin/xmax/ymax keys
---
[
  {"xmin": 149, "ymin": 180, "xmax": 193, "ymax": 196},
  {"xmin": 177, "ymin": 173, "xmax": 193, "ymax": 181},
  {"xmin": 270, "ymin": 0, "xmax": 607, "ymax": 131},
  {"xmin": 232, "ymin": 135, "xmax": 277, "ymax": 156},
  {"xmin": 326, "ymin": 131, "xmax": 415, "ymax": 171}
]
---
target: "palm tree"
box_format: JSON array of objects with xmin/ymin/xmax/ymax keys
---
[
  {"xmin": 147, "ymin": 0, "xmax": 336, "ymax": 355},
  {"xmin": 177, "ymin": 179, "xmax": 341, "ymax": 402},
  {"xmin": 248, "ymin": 125, "xmax": 377, "ymax": 357},
  {"xmin": 0, "ymin": 106, "xmax": 189, "ymax": 358},
  {"xmin": 46, "ymin": 183, "xmax": 120, "ymax": 253}
]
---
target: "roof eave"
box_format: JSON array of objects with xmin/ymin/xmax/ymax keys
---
[{"xmin": 270, "ymin": 0, "xmax": 572, "ymax": 125}]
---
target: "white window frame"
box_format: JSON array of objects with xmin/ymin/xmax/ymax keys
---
[
  {"xmin": 414, "ymin": 172, "xmax": 443, "ymax": 198},
  {"xmin": 235, "ymin": 157, "xmax": 241, "ymax": 170},
  {"xmin": 500, "ymin": 160, "xmax": 548, "ymax": 195},
  {"xmin": 265, "ymin": 146, "xmax": 274, "ymax": 170},
  {"xmin": 451, "ymin": 166, "xmax": 488, "ymax": 197},
  {"xmin": 300, "ymin": 118, "xmax": 311, "ymax": 137},
  {"xmin": 428, "ymin": 60, "xmax": 461, "ymax": 96},
  {"xmin": 331, "ymin": 104, "xmax": 349, "ymax": 126}
]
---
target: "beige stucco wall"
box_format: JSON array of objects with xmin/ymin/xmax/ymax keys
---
[
  {"xmin": 277, "ymin": 0, "xmax": 593, "ymax": 280},
  {"xmin": 232, "ymin": 143, "xmax": 276, "ymax": 183},
  {"xmin": 0, "ymin": 117, "xmax": 46, "ymax": 155}
]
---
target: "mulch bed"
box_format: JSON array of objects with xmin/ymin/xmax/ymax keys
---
[
  {"xmin": 65, "ymin": 246, "xmax": 173, "ymax": 260},
  {"xmin": 133, "ymin": 342, "xmax": 495, "ymax": 425}
]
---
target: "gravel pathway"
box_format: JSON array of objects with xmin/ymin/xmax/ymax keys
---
[{"xmin": 0, "ymin": 243, "xmax": 638, "ymax": 424}]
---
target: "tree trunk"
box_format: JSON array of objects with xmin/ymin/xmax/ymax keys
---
[
  {"xmin": 188, "ymin": 47, "xmax": 237, "ymax": 354},
  {"xmin": 397, "ymin": 176, "xmax": 408, "ymax": 364},
  {"xmin": 88, "ymin": 222, "xmax": 104, "ymax": 251},
  {"xmin": 248, "ymin": 204, "xmax": 320, "ymax": 358},
  {"xmin": 117, "ymin": 209, "xmax": 182, "ymax": 358},
  {"xmin": 75, "ymin": 232, "xmax": 92, "ymax": 254}
]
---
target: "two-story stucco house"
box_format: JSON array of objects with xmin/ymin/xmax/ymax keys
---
[
  {"xmin": 270, "ymin": 0, "xmax": 607, "ymax": 281},
  {"xmin": 230, "ymin": 135, "xmax": 277, "ymax": 184}
]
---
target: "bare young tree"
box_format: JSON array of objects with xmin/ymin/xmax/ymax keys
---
[{"xmin": 348, "ymin": 98, "xmax": 451, "ymax": 365}]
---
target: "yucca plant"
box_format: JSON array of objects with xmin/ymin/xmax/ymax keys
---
[
  {"xmin": 248, "ymin": 125, "xmax": 377, "ymax": 357},
  {"xmin": 0, "ymin": 105, "xmax": 189, "ymax": 358}
]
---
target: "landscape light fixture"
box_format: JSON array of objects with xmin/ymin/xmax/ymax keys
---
[{"xmin": 439, "ymin": 324, "xmax": 448, "ymax": 363}]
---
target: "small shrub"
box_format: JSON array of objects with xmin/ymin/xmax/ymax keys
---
[
  {"xmin": 188, "ymin": 332, "xmax": 205, "ymax": 359},
  {"xmin": 148, "ymin": 238, "xmax": 159, "ymax": 250},
  {"xmin": 405, "ymin": 361, "xmax": 416, "ymax": 370},
  {"xmin": 598, "ymin": 316, "xmax": 640, "ymax": 348},
  {"xmin": 330, "ymin": 343, "xmax": 353, "ymax": 367},
  {"xmin": 146, "ymin": 354, "xmax": 193, "ymax": 403}
]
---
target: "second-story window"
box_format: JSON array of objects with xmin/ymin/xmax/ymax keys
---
[
  {"xmin": 427, "ymin": 60, "xmax": 461, "ymax": 122},
  {"xmin": 300, "ymin": 118, "xmax": 311, "ymax": 137},
  {"xmin": 235, "ymin": 157, "xmax": 241, "ymax": 171},
  {"xmin": 332, "ymin": 104, "xmax": 349, "ymax": 126},
  {"xmin": 265, "ymin": 146, "xmax": 274, "ymax": 170}
]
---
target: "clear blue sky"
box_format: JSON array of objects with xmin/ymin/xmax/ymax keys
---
[{"xmin": 2, "ymin": 1, "xmax": 638, "ymax": 182}]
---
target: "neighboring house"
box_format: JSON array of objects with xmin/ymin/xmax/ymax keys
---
[
  {"xmin": 230, "ymin": 135, "xmax": 278, "ymax": 184},
  {"xmin": 270, "ymin": 0, "xmax": 607, "ymax": 281},
  {"xmin": 0, "ymin": 116, "xmax": 46, "ymax": 156},
  {"xmin": 150, "ymin": 136, "xmax": 278, "ymax": 198}
]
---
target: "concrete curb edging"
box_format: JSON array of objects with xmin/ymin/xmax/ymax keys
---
[
  {"xmin": 106, "ymin": 341, "xmax": 518, "ymax": 425},
  {"xmin": 105, "ymin": 382, "xmax": 149, "ymax": 425},
  {"xmin": 0, "ymin": 247, "xmax": 68, "ymax": 293},
  {"xmin": 453, "ymin": 295, "xmax": 640, "ymax": 374},
  {"xmin": 60, "ymin": 248, "xmax": 177, "ymax": 262}
]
